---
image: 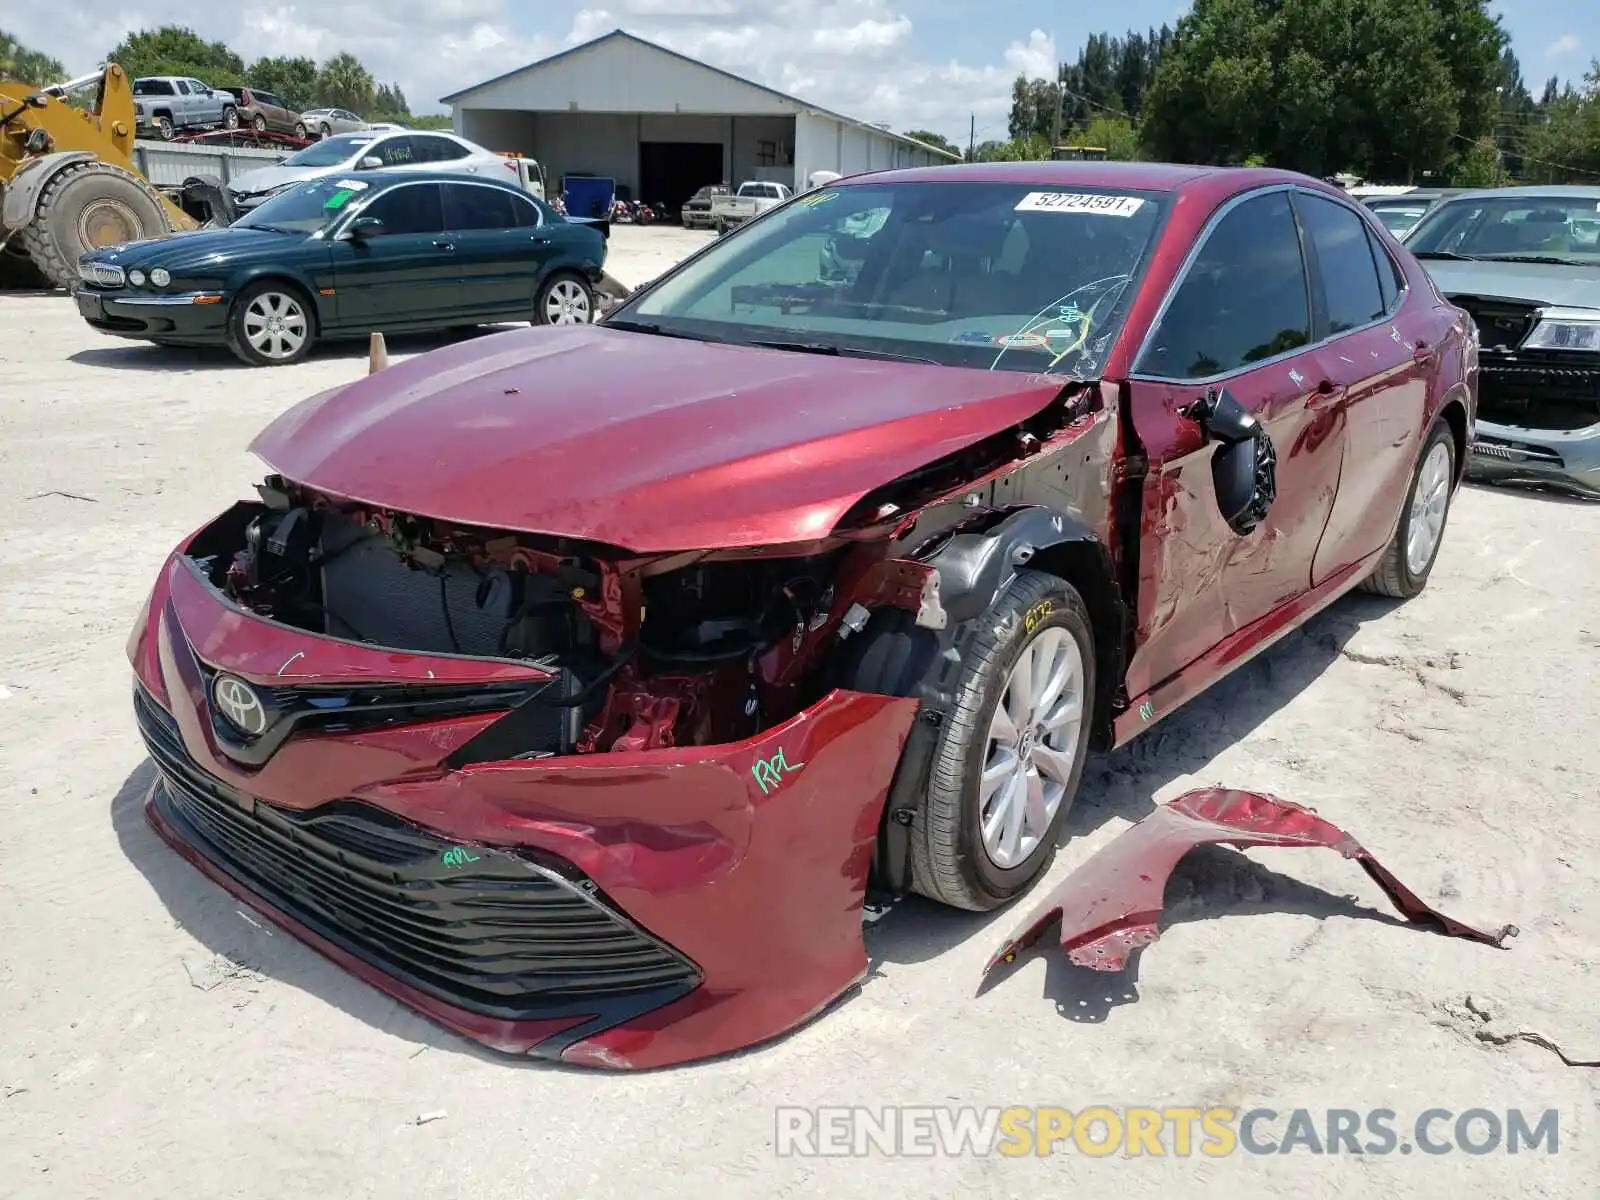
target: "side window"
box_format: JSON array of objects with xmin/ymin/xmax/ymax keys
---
[
  {"xmin": 187, "ymin": 80, "xmax": 208, "ymax": 94},
  {"xmin": 423, "ymin": 136, "xmax": 471, "ymax": 162},
  {"xmin": 1297, "ymin": 193, "xmax": 1385, "ymax": 334},
  {"xmin": 1367, "ymin": 225, "xmax": 1400, "ymax": 312},
  {"xmin": 510, "ymin": 194, "xmax": 544, "ymax": 228},
  {"xmin": 444, "ymin": 184, "xmax": 518, "ymax": 231},
  {"xmin": 362, "ymin": 184, "xmax": 444, "ymax": 236},
  {"xmin": 1136, "ymin": 190, "xmax": 1311, "ymax": 380},
  {"xmin": 173, "ymin": 80, "xmax": 191, "ymax": 95},
  {"xmin": 376, "ymin": 136, "xmax": 419, "ymax": 167}
]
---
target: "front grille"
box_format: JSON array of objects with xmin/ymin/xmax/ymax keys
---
[
  {"xmin": 135, "ymin": 685, "xmax": 701, "ymax": 1020},
  {"xmin": 1477, "ymin": 349, "xmax": 1600, "ymax": 431},
  {"xmin": 1472, "ymin": 435, "xmax": 1564, "ymax": 468},
  {"xmin": 78, "ymin": 262, "xmax": 125, "ymax": 288}
]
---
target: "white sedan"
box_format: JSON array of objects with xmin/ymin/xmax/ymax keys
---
[{"xmin": 225, "ymin": 130, "xmax": 514, "ymax": 211}]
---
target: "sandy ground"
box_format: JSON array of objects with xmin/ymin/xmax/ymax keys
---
[{"xmin": 1, "ymin": 224, "xmax": 1597, "ymax": 1199}]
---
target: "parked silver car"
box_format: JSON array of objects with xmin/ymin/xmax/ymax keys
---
[
  {"xmin": 131, "ymin": 76, "xmax": 237, "ymax": 139},
  {"xmin": 1407, "ymin": 184, "xmax": 1600, "ymax": 499},
  {"xmin": 224, "ymin": 130, "xmax": 513, "ymax": 211},
  {"xmin": 300, "ymin": 108, "xmax": 367, "ymax": 138}
]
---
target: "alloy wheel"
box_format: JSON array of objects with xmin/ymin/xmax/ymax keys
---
[
  {"xmin": 544, "ymin": 279, "xmax": 591, "ymax": 325},
  {"xmin": 979, "ymin": 627, "xmax": 1085, "ymax": 869},
  {"xmin": 1405, "ymin": 440, "xmax": 1452, "ymax": 575},
  {"xmin": 242, "ymin": 291, "xmax": 308, "ymax": 361}
]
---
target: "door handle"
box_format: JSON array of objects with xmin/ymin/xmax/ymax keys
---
[
  {"xmin": 432, "ymin": 240, "xmax": 454, "ymax": 250},
  {"xmin": 1307, "ymin": 378, "xmax": 1345, "ymax": 411}
]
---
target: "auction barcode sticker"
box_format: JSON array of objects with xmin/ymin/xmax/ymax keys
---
[{"xmin": 1015, "ymin": 192, "xmax": 1145, "ymax": 217}]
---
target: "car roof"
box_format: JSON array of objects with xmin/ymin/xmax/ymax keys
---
[
  {"xmin": 834, "ymin": 160, "xmax": 1340, "ymax": 200},
  {"xmin": 1441, "ymin": 183, "xmax": 1600, "ymax": 202},
  {"xmin": 355, "ymin": 169, "xmax": 529, "ymax": 192}
]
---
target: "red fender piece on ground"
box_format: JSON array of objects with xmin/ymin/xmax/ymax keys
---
[{"xmin": 985, "ymin": 788, "xmax": 1518, "ymax": 974}]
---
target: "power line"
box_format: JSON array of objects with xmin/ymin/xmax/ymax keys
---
[{"xmin": 1454, "ymin": 132, "xmax": 1600, "ymax": 179}]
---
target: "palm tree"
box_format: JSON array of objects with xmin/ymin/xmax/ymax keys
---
[
  {"xmin": 314, "ymin": 52, "xmax": 375, "ymax": 116},
  {"xmin": 1, "ymin": 29, "xmax": 65, "ymax": 85}
]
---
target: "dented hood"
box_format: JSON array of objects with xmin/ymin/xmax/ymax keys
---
[{"xmin": 249, "ymin": 324, "xmax": 1067, "ymax": 551}]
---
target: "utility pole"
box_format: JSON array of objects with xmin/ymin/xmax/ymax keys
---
[
  {"xmin": 969, "ymin": 114, "xmax": 975, "ymax": 160},
  {"xmin": 1049, "ymin": 66, "xmax": 1064, "ymax": 152}
]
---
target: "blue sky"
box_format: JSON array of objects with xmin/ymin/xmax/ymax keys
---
[{"xmin": 14, "ymin": 1, "xmax": 1597, "ymax": 142}]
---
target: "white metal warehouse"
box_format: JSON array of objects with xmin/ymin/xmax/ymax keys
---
[{"xmin": 442, "ymin": 29, "xmax": 957, "ymax": 213}]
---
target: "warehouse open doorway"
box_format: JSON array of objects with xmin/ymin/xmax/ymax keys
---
[{"xmin": 639, "ymin": 141, "xmax": 724, "ymax": 214}]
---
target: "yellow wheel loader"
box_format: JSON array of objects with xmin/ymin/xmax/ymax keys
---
[{"xmin": 1, "ymin": 64, "xmax": 200, "ymax": 289}]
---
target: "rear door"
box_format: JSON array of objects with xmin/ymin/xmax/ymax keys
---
[
  {"xmin": 1123, "ymin": 186, "xmax": 1346, "ymax": 699},
  {"xmin": 1294, "ymin": 191, "xmax": 1431, "ymax": 584},
  {"xmin": 372, "ymin": 134, "xmax": 426, "ymax": 173},
  {"xmin": 442, "ymin": 182, "xmax": 546, "ymax": 317},
  {"xmin": 329, "ymin": 182, "xmax": 462, "ymax": 327}
]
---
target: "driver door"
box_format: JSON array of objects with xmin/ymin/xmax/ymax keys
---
[
  {"xmin": 330, "ymin": 182, "xmax": 463, "ymax": 328},
  {"xmin": 1122, "ymin": 187, "xmax": 1346, "ymax": 703}
]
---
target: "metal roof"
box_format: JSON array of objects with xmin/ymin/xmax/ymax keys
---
[{"xmin": 439, "ymin": 29, "xmax": 959, "ymax": 162}]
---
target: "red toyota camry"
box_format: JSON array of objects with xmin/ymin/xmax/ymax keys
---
[{"xmin": 128, "ymin": 162, "xmax": 1476, "ymax": 1069}]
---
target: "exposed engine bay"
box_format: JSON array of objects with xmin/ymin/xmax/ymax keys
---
[
  {"xmin": 185, "ymin": 478, "xmax": 943, "ymax": 760},
  {"xmin": 1454, "ymin": 295, "xmax": 1600, "ymax": 432}
]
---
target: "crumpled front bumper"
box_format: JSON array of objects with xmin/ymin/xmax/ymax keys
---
[
  {"xmin": 130, "ymin": 548, "xmax": 918, "ymax": 1069},
  {"xmin": 1469, "ymin": 418, "xmax": 1600, "ymax": 500}
]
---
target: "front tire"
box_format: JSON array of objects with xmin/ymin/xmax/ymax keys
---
[
  {"xmin": 17, "ymin": 162, "xmax": 171, "ymax": 289},
  {"xmin": 912, "ymin": 571, "xmax": 1097, "ymax": 911},
  {"xmin": 533, "ymin": 272, "xmax": 594, "ymax": 325},
  {"xmin": 226, "ymin": 281, "xmax": 315, "ymax": 366},
  {"xmin": 1361, "ymin": 417, "xmax": 1456, "ymax": 599},
  {"xmin": 252, "ymin": 114, "xmax": 267, "ymax": 133},
  {"xmin": 320, "ymin": 123, "xmax": 332, "ymax": 139}
]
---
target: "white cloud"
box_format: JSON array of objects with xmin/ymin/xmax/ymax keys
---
[
  {"xmin": 1546, "ymin": 33, "xmax": 1581, "ymax": 58},
  {"xmin": 6, "ymin": 0, "xmax": 1053, "ymax": 141}
]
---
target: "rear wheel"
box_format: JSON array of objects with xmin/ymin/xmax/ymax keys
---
[
  {"xmin": 153, "ymin": 115, "xmax": 175, "ymax": 140},
  {"xmin": 533, "ymin": 272, "xmax": 594, "ymax": 325},
  {"xmin": 294, "ymin": 122, "xmax": 307, "ymax": 140},
  {"xmin": 1361, "ymin": 418, "xmax": 1456, "ymax": 598},
  {"xmin": 912, "ymin": 571, "xmax": 1096, "ymax": 911},
  {"xmin": 17, "ymin": 162, "xmax": 171, "ymax": 290},
  {"xmin": 227, "ymin": 281, "xmax": 315, "ymax": 366}
]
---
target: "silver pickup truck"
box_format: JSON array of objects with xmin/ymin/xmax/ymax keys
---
[
  {"xmin": 709, "ymin": 180, "xmax": 792, "ymax": 233},
  {"xmin": 132, "ymin": 76, "xmax": 238, "ymax": 140}
]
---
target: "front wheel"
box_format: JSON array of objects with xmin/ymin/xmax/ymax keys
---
[
  {"xmin": 226, "ymin": 282, "xmax": 315, "ymax": 366},
  {"xmin": 912, "ymin": 571, "xmax": 1097, "ymax": 911},
  {"xmin": 1360, "ymin": 417, "xmax": 1456, "ymax": 598},
  {"xmin": 533, "ymin": 273, "xmax": 594, "ymax": 325},
  {"xmin": 320, "ymin": 123, "xmax": 332, "ymax": 139},
  {"xmin": 252, "ymin": 114, "xmax": 267, "ymax": 133}
]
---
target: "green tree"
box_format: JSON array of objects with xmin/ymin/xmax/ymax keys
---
[
  {"xmin": 106, "ymin": 26, "xmax": 245, "ymax": 87},
  {"xmin": 247, "ymin": 56, "xmax": 317, "ymax": 110},
  {"xmin": 903, "ymin": 128, "xmax": 959, "ymax": 157},
  {"xmin": 1519, "ymin": 61, "xmax": 1600, "ymax": 183},
  {"xmin": 1139, "ymin": 0, "xmax": 1504, "ymax": 181},
  {"xmin": 314, "ymin": 52, "xmax": 375, "ymax": 115},
  {"xmin": 1, "ymin": 29, "xmax": 65, "ymax": 84},
  {"xmin": 1080, "ymin": 114, "xmax": 1142, "ymax": 160}
]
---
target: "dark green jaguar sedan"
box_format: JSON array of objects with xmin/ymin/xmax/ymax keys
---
[{"xmin": 73, "ymin": 170, "xmax": 609, "ymax": 366}]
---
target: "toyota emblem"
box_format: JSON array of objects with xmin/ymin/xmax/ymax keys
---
[{"xmin": 212, "ymin": 674, "xmax": 268, "ymax": 736}]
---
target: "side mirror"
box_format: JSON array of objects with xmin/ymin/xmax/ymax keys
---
[
  {"xmin": 346, "ymin": 216, "xmax": 383, "ymax": 239},
  {"xmin": 357, "ymin": 156, "xmax": 383, "ymax": 170},
  {"xmin": 1184, "ymin": 386, "xmax": 1278, "ymax": 536}
]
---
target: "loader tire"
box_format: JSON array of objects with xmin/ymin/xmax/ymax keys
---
[{"xmin": 17, "ymin": 162, "xmax": 171, "ymax": 290}]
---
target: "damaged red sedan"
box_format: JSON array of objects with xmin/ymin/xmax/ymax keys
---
[{"xmin": 128, "ymin": 162, "xmax": 1476, "ymax": 1069}]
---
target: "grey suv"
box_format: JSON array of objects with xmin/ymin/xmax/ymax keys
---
[
  {"xmin": 131, "ymin": 77, "xmax": 238, "ymax": 139},
  {"xmin": 222, "ymin": 87, "xmax": 307, "ymax": 139}
]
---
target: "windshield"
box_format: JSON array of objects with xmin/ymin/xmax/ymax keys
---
[
  {"xmin": 1370, "ymin": 202, "xmax": 1430, "ymax": 237},
  {"xmin": 617, "ymin": 181, "xmax": 1165, "ymax": 375},
  {"xmin": 1406, "ymin": 194, "xmax": 1600, "ymax": 261},
  {"xmin": 233, "ymin": 176, "xmax": 375, "ymax": 233},
  {"xmin": 282, "ymin": 134, "xmax": 375, "ymax": 168}
]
